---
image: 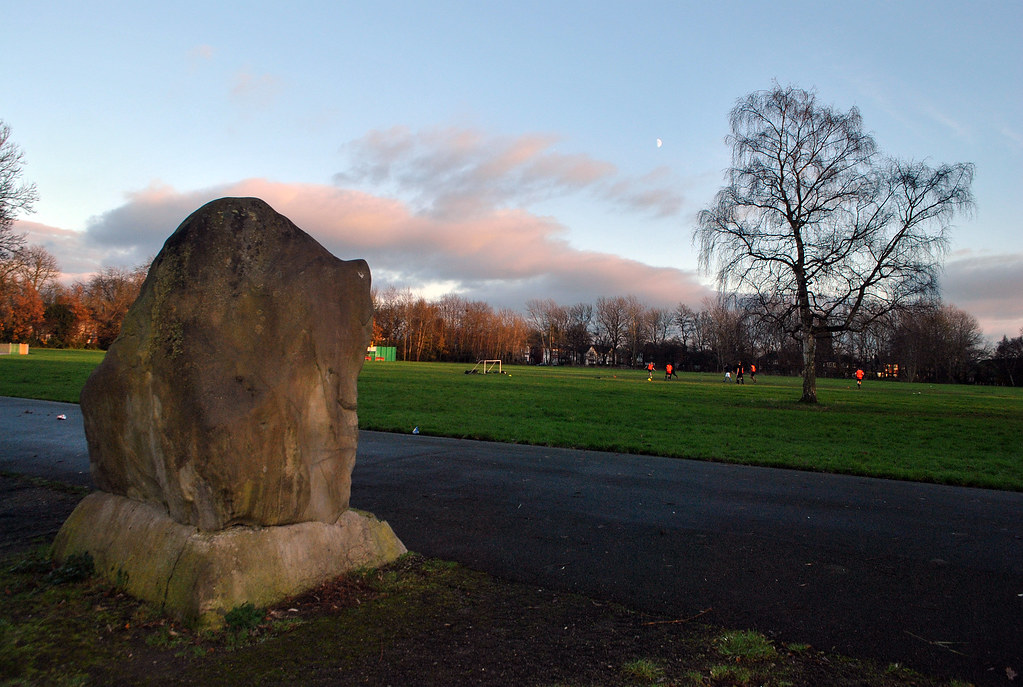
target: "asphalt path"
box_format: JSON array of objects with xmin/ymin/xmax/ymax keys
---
[{"xmin": 1, "ymin": 396, "xmax": 1020, "ymax": 685}]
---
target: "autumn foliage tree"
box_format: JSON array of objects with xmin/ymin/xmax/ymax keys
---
[{"xmin": 80, "ymin": 265, "xmax": 148, "ymax": 348}]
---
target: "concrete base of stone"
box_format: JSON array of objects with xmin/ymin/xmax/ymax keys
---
[{"xmin": 52, "ymin": 491, "xmax": 407, "ymax": 627}]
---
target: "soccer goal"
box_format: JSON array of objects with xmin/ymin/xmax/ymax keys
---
[{"xmin": 466, "ymin": 359, "xmax": 503, "ymax": 374}]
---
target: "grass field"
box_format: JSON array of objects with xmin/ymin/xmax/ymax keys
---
[
  {"xmin": 0, "ymin": 349, "xmax": 105, "ymax": 403},
  {"xmin": 3, "ymin": 350, "xmax": 1022, "ymax": 490}
]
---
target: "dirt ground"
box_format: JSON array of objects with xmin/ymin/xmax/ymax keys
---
[{"xmin": 0, "ymin": 473, "xmax": 967, "ymax": 686}]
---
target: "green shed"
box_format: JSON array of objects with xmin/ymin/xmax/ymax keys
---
[{"xmin": 366, "ymin": 345, "xmax": 396, "ymax": 362}]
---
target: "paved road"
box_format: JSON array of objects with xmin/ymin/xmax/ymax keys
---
[{"xmin": 2, "ymin": 396, "xmax": 1020, "ymax": 685}]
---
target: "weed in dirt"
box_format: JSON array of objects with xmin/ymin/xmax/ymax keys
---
[
  {"xmin": 709, "ymin": 662, "xmax": 755, "ymax": 684},
  {"xmin": 224, "ymin": 602, "xmax": 264, "ymax": 632},
  {"xmin": 621, "ymin": 657, "xmax": 665, "ymax": 683},
  {"xmin": 715, "ymin": 629, "xmax": 778, "ymax": 660}
]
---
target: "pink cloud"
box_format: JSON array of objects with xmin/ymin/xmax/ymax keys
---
[{"xmin": 18, "ymin": 177, "xmax": 708, "ymax": 311}]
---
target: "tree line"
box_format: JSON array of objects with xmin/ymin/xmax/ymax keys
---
[{"xmin": 372, "ymin": 286, "xmax": 1021, "ymax": 385}]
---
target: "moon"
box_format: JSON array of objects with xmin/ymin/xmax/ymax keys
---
[{"xmin": 656, "ymin": 138, "xmax": 662, "ymax": 148}]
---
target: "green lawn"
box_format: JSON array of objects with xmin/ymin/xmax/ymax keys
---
[
  {"xmin": 3, "ymin": 351, "xmax": 1022, "ymax": 490},
  {"xmin": 0, "ymin": 349, "xmax": 105, "ymax": 403},
  {"xmin": 358, "ymin": 362, "xmax": 1023, "ymax": 491}
]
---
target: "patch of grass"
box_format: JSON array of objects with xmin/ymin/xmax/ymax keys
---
[
  {"xmin": 709, "ymin": 663, "xmax": 755, "ymax": 684},
  {"xmin": 45, "ymin": 551, "xmax": 94, "ymax": 584},
  {"xmin": 0, "ymin": 348, "xmax": 104, "ymax": 402},
  {"xmin": 224, "ymin": 602, "xmax": 264, "ymax": 632},
  {"xmin": 715, "ymin": 629, "xmax": 778, "ymax": 660},
  {"xmin": 358, "ymin": 362, "xmax": 1023, "ymax": 490},
  {"xmin": 621, "ymin": 657, "xmax": 664, "ymax": 683}
]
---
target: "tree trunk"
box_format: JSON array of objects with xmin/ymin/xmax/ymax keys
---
[{"xmin": 800, "ymin": 330, "xmax": 817, "ymax": 404}]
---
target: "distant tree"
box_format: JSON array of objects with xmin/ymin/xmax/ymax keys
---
[
  {"xmin": 935, "ymin": 304, "xmax": 985, "ymax": 382},
  {"xmin": 646, "ymin": 307, "xmax": 674, "ymax": 348},
  {"xmin": 494, "ymin": 308, "xmax": 530, "ymax": 363},
  {"xmin": 564, "ymin": 303, "xmax": 594, "ymax": 364},
  {"xmin": 674, "ymin": 303, "xmax": 698, "ymax": 350},
  {"xmin": 704, "ymin": 295, "xmax": 747, "ymax": 373},
  {"xmin": 622, "ymin": 296, "xmax": 645, "ymax": 365},
  {"xmin": 696, "ymin": 83, "xmax": 974, "ymax": 402},
  {"xmin": 406, "ymin": 298, "xmax": 441, "ymax": 362},
  {"xmin": 81, "ymin": 263, "xmax": 148, "ymax": 348},
  {"xmin": 885, "ymin": 302, "xmax": 985, "ymax": 383},
  {"xmin": 595, "ymin": 296, "xmax": 628, "ymax": 365},
  {"xmin": 42, "ymin": 284, "xmax": 93, "ymax": 348},
  {"xmin": 526, "ymin": 298, "xmax": 567, "ymax": 364},
  {"xmin": 0, "ymin": 279, "xmax": 44, "ymax": 342},
  {"xmin": 372, "ymin": 286, "xmax": 412, "ymax": 351},
  {"xmin": 0, "ymin": 121, "xmax": 38, "ymax": 263},
  {"xmin": 15, "ymin": 244, "xmax": 60, "ymax": 294},
  {"xmin": 992, "ymin": 331, "xmax": 1023, "ymax": 387}
]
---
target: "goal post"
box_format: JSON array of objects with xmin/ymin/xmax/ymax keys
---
[{"xmin": 467, "ymin": 359, "xmax": 503, "ymax": 374}]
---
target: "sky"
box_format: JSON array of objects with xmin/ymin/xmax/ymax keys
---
[{"xmin": 4, "ymin": 1, "xmax": 1022, "ymax": 340}]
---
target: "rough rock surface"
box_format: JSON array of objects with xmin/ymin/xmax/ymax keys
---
[{"xmin": 80, "ymin": 197, "xmax": 372, "ymax": 531}]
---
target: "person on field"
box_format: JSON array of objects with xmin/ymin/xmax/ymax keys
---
[
  {"xmin": 647, "ymin": 362, "xmax": 654, "ymax": 381},
  {"xmin": 664, "ymin": 363, "xmax": 674, "ymax": 380},
  {"xmin": 750, "ymin": 363, "xmax": 757, "ymax": 383},
  {"xmin": 736, "ymin": 362, "xmax": 745, "ymax": 385},
  {"xmin": 723, "ymin": 370, "xmax": 731, "ymax": 382},
  {"xmin": 856, "ymin": 368, "xmax": 864, "ymax": 388}
]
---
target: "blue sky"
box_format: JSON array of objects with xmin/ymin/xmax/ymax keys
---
[{"xmin": 5, "ymin": 1, "xmax": 1022, "ymax": 339}]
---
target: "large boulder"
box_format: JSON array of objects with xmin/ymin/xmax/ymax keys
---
[
  {"xmin": 80, "ymin": 197, "xmax": 371, "ymax": 531},
  {"xmin": 56, "ymin": 197, "xmax": 405, "ymax": 626}
]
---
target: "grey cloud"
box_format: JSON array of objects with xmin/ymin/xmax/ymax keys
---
[
  {"xmin": 80, "ymin": 185, "xmax": 232, "ymax": 266},
  {"xmin": 942, "ymin": 253, "xmax": 1023, "ymax": 339},
  {"xmin": 335, "ymin": 126, "xmax": 680, "ymax": 220}
]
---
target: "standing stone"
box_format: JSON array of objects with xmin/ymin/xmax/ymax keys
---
[{"xmin": 54, "ymin": 198, "xmax": 405, "ymax": 626}]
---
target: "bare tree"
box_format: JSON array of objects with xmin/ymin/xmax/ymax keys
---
[
  {"xmin": 564, "ymin": 303, "xmax": 594, "ymax": 363},
  {"xmin": 81, "ymin": 263, "xmax": 149, "ymax": 348},
  {"xmin": 15, "ymin": 244, "xmax": 60, "ymax": 293},
  {"xmin": 992, "ymin": 331, "xmax": 1023, "ymax": 387},
  {"xmin": 704, "ymin": 295, "xmax": 747, "ymax": 372},
  {"xmin": 526, "ymin": 298, "xmax": 568, "ymax": 364},
  {"xmin": 674, "ymin": 303, "xmax": 698, "ymax": 350},
  {"xmin": 646, "ymin": 307, "xmax": 674, "ymax": 347},
  {"xmin": 696, "ymin": 83, "xmax": 974, "ymax": 402},
  {"xmin": 622, "ymin": 295, "xmax": 645, "ymax": 366},
  {"xmin": 594, "ymin": 296, "xmax": 628, "ymax": 365},
  {"xmin": 0, "ymin": 121, "xmax": 38, "ymax": 262}
]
